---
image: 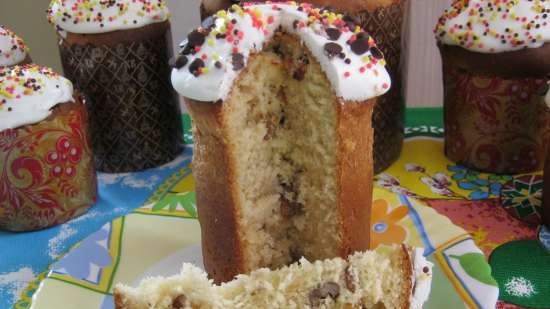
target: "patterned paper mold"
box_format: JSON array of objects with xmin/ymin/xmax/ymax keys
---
[
  {"xmin": 435, "ymin": 0, "xmax": 550, "ymax": 53},
  {"xmin": 0, "ymin": 99, "xmax": 97, "ymax": 231},
  {"xmin": 47, "ymin": 0, "xmax": 170, "ymax": 35},
  {"xmin": 0, "ymin": 25, "xmax": 29, "ymax": 67},
  {"xmin": 442, "ymin": 66, "xmax": 550, "ymax": 174},
  {"xmin": 171, "ymin": 2, "xmax": 391, "ymax": 102}
]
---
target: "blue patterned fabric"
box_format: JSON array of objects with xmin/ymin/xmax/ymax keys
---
[{"xmin": 0, "ymin": 147, "xmax": 193, "ymax": 309}]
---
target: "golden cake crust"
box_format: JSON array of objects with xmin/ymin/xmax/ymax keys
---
[
  {"xmin": 186, "ymin": 99, "xmax": 247, "ymax": 283},
  {"xmin": 186, "ymin": 89, "xmax": 376, "ymax": 283}
]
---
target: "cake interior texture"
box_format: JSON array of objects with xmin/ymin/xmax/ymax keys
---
[
  {"xmin": 115, "ymin": 246, "xmax": 412, "ymax": 309},
  {"xmin": 224, "ymin": 33, "xmax": 341, "ymax": 271}
]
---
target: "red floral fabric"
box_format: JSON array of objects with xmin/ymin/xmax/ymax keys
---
[{"xmin": 0, "ymin": 103, "xmax": 97, "ymax": 231}]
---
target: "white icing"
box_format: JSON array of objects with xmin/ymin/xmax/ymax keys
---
[
  {"xmin": 0, "ymin": 65, "xmax": 74, "ymax": 131},
  {"xmin": 171, "ymin": 3, "xmax": 391, "ymax": 102},
  {"xmin": 47, "ymin": 0, "xmax": 170, "ymax": 34},
  {"xmin": 410, "ymin": 248, "xmax": 434, "ymax": 309},
  {"xmin": 0, "ymin": 26, "xmax": 28, "ymax": 67},
  {"xmin": 435, "ymin": 0, "xmax": 550, "ymax": 53}
]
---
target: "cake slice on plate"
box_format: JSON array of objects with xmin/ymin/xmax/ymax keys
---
[{"xmin": 114, "ymin": 245, "xmax": 433, "ymax": 309}]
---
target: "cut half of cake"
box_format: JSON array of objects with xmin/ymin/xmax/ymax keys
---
[
  {"xmin": 114, "ymin": 245, "xmax": 433, "ymax": 309},
  {"xmin": 171, "ymin": 2, "xmax": 391, "ymax": 283}
]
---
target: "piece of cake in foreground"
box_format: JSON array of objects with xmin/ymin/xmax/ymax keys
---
[{"xmin": 114, "ymin": 245, "xmax": 432, "ymax": 309}]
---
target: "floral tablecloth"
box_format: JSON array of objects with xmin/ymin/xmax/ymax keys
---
[{"xmin": 1, "ymin": 109, "xmax": 547, "ymax": 309}]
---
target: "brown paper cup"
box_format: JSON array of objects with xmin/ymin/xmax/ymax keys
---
[
  {"xmin": 0, "ymin": 99, "xmax": 97, "ymax": 232},
  {"xmin": 58, "ymin": 23, "xmax": 183, "ymax": 173},
  {"xmin": 351, "ymin": 1, "xmax": 407, "ymax": 173},
  {"xmin": 442, "ymin": 62, "xmax": 550, "ymax": 174}
]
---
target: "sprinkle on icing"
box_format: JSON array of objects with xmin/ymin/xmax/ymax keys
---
[
  {"xmin": 0, "ymin": 64, "xmax": 74, "ymax": 131},
  {"xmin": 171, "ymin": 2, "xmax": 391, "ymax": 102},
  {"xmin": 0, "ymin": 26, "xmax": 28, "ymax": 67},
  {"xmin": 435, "ymin": 0, "xmax": 550, "ymax": 53},
  {"xmin": 47, "ymin": 0, "xmax": 170, "ymax": 35}
]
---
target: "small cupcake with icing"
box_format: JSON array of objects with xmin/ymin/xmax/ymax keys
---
[
  {"xmin": 0, "ymin": 25, "xmax": 30, "ymax": 67},
  {"xmin": 0, "ymin": 64, "xmax": 97, "ymax": 231},
  {"xmin": 434, "ymin": 0, "xmax": 550, "ymax": 174},
  {"xmin": 46, "ymin": 0, "xmax": 183, "ymax": 173}
]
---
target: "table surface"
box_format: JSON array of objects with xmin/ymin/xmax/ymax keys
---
[{"xmin": 1, "ymin": 108, "xmax": 546, "ymax": 309}]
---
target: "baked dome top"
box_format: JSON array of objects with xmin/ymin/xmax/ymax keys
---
[
  {"xmin": 0, "ymin": 25, "xmax": 28, "ymax": 67},
  {"xmin": 47, "ymin": 0, "xmax": 170, "ymax": 35},
  {"xmin": 435, "ymin": 0, "xmax": 550, "ymax": 53},
  {"xmin": 0, "ymin": 64, "xmax": 74, "ymax": 131},
  {"xmin": 171, "ymin": 1, "xmax": 391, "ymax": 102}
]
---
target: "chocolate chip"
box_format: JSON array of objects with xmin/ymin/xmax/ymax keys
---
[
  {"xmin": 344, "ymin": 266, "xmax": 356, "ymax": 293},
  {"xmin": 171, "ymin": 55, "xmax": 188, "ymax": 69},
  {"xmin": 189, "ymin": 58, "xmax": 205, "ymax": 76},
  {"xmin": 293, "ymin": 20, "xmax": 299, "ymax": 29},
  {"xmin": 423, "ymin": 266, "xmax": 430, "ymax": 274},
  {"xmin": 293, "ymin": 67, "xmax": 306, "ymax": 81},
  {"xmin": 325, "ymin": 28, "xmax": 341, "ymax": 41},
  {"xmin": 179, "ymin": 42, "xmax": 193, "ymax": 56},
  {"xmin": 309, "ymin": 287, "xmax": 328, "ymax": 307},
  {"xmin": 370, "ymin": 46, "xmax": 384, "ymax": 59},
  {"xmin": 280, "ymin": 195, "xmax": 303, "ymax": 218},
  {"xmin": 324, "ymin": 42, "xmax": 343, "ymax": 59},
  {"xmin": 214, "ymin": 61, "xmax": 223, "ymax": 69},
  {"xmin": 322, "ymin": 282, "xmax": 340, "ymax": 299},
  {"xmin": 171, "ymin": 294, "xmax": 187, "ymax": 309},
  {"xmin": 309, "ymin": 282, "xmax": 341, "ymax": 307},
  {"xmin": 188, "ymin": 30, "xmax": 206, "ymax": 47},
  {"xmin": 232, "ymin": 53, "xmax": 245, "ymax": 71},
  {"xmin": 350, "ymin": 33, "xmax": 371, "ymax": 55}
]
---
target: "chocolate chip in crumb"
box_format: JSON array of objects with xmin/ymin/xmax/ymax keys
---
[
  {"xmin": 370, "ymin": 46, "xmax": 384, "ymax": 59},
  {"xmin": 324, "ymin": 42, "xmax": 343, "ymax": 59},
  {"xmin": 232, "ymin": 53, "xmax": 245, "ymax": 71},
  {"xmin": 325, "ymin": 28, "xmax": 341, "ymax": 41},
  {"xmin": 171, "ymin": 294, "xmax": 187, "ymax": 309},
  {"xmin": 309, "ymin": 287, "xmax": 328, "ymax": 307},
  {"xmin": 322, "ymin": 282, "xmax": 340, "ymax": 299}
]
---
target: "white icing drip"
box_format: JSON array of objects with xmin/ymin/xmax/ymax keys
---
[
  {"xmin": 47, "ymin": 0, "xmax": 170, "ymax": 34},
  {"xmin": 0, "ymin": 26, "xmax": 28, "ymax": 67},
  {"xmin": 435, "ymin": 0, "xmax": 550, "ymax": 53},
  {"xmin": 410, "ymin": 248, "xmax": 434, "ymax": 309},
  {"xmin": 0, "ymin": 65, "xmax": 74, "ymax": 131},
  {"xmin": 171, "ymin": 3, "xmax": 391, "ymax": 102}
]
